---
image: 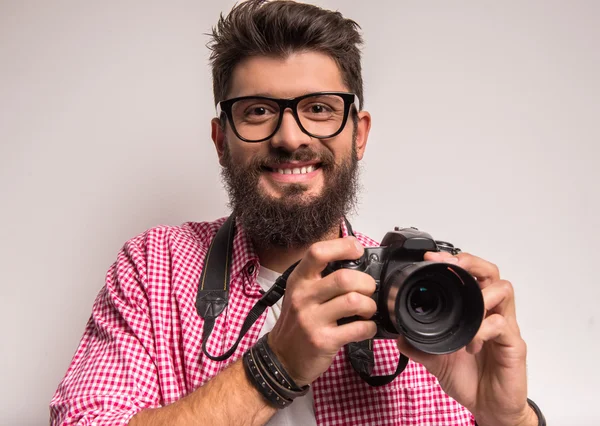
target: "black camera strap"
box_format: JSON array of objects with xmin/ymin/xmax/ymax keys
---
[
  {"xmin": 195, "ymin": 214, "xmax": 408, "ymax": 385},
  {"xmin": 195, "ymin": 215, "xmax": 299, "ymax": 362},
  {"xmin": 346, "ymin": 338, "xmax": 409, "ymax": 386}
]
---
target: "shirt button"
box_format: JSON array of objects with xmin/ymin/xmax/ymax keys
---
[{"xmin": 247, "ymin": 264, "xmax": 255, "ymax": 275}]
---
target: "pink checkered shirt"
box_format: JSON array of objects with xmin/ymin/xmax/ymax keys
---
[{"xmin": 50, "ymin": 217, "xmax": 476, "ymax": 425}]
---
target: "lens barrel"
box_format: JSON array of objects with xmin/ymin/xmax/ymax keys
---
[{"xmin": 384, "ymin": 261, "xmax": 484, "ymax": 354}]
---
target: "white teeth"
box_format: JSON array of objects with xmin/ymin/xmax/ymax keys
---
[{"xmin": 275, "ymin": 165, "xmax": 317, "ymax": 175}]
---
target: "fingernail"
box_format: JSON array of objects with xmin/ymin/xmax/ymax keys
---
[
  {"xmin": 427, "ymin": 251, "xmax": 445, "ymax": 258},
  {"xmin": 445, "ymin": 257, "xmax": 459, "ymax": 264}
]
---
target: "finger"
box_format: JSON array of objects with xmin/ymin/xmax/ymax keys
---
[
  {"xmin": 318, "ymin": 291, "xmax": 377, "ymax": 323},
  {"xmin": 331, "ymin": 319, "xmax": 377, "ymax": 347},
  {"xmin": 293, "ymin": 237, "xmax": 364, "ymax": 281},
  {"xmin": 465, "ymin": 313, "xmax": 522, "ymax": 354},
  {"xmin": 313, "ymin": 268, "xmax": 377, "ymax": 303},
  {"xmin": 424, "ymin": 251, "xmax": 459, "ymax": 264},
  {"xmin": 481, "ymin": 279, "xmax": 517, "ymax": 322},
  {"xmin": 455, "ymin": 253, "xmax": 500, "ymax": 288}
]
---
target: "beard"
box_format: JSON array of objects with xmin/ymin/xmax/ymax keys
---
[{"xmin": 220, "ymin": 137, "xmax": 360, "ymax": 250}]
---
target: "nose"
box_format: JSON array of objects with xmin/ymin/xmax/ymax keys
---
[{"xmin": 269, "ymin": 108, "xmax": 312, "ymax": 152}]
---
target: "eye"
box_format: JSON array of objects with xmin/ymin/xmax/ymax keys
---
[
  {"xmin": 301, "ymin": 102, "xmax": 336, "ymax": 121},
  {"xmin": 243, "ymin": 104, "xmax": 277, "ymax": 118},
  {"xmin": 310, "ymin": 104, "xmax": 327, "ymax": 114},
  {"xmin": 232, "ymin": 98, "xmax": 278, "ymax": 124},
  {"xmin": 308, "ymin": 104, "xmax": 332, "ymax": 114},
  {"xmin": 249, "ymin": 106, "xmax": 267, "ymax": 116}
]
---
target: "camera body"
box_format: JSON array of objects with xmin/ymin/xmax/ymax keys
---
[{"xmin": 325, "ymin": 227, "xmax": 484, "ymax": 354}]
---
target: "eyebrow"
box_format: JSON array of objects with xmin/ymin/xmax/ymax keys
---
[
  {"xmin": 242, "ymin": 92, "xmax": 275, "ymax": 98},
  {"xmin": 233, "ymin": 91, "xmax": 326, "ymax": 99}
]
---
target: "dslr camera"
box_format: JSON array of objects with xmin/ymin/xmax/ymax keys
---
[{"xmin": 325, "ymin": 227, "xmax": 484, "ymax": 354}]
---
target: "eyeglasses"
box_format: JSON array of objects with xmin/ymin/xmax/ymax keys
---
[{"xmin": 216, "ymin": 92, "xmax": 360, "ymax": 143}]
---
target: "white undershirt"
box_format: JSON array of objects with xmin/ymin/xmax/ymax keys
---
[{"xmin": 256, "ymin": 265, "xmax": 317, "ymax": 426}]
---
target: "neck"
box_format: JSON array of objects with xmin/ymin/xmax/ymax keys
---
[{"xmin": 255, "ymin": 224, "xmax": 341, "ymax": 273}]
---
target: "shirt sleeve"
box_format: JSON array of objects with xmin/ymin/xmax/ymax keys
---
[{"xmin": 50, "ymin": 237, "xmax": 161, "ymax": 425}]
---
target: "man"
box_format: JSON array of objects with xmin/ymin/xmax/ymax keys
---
[{"xmin": 50, "ymin": 1, "xmax": 543, "ymax": 425}]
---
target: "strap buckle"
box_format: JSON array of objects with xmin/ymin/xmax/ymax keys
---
[{"xmin": 262, "ymin": 277, "xmax": 286, "ymax": 306}]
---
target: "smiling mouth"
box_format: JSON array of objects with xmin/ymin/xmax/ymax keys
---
[{"xmin": 262, "ymin": 164, "xmax": 322, "ymax": 175}]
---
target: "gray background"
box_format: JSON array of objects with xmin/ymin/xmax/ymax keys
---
[{"xmin": 1, "ymin": 0, "xmax": 599, "ymax": 424}]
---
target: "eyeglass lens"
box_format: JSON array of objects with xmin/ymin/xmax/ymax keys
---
[{"xmin": 230, "ymin": 94, "xmax": 346, "ymax": 141}]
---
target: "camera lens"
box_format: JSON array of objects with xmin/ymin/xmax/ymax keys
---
[
  {"xmin": 383, "ymin": 261, "xmax": 484, "ymax": 354},
  {"xmin": 408, "ymin": 283, "xmax": 442, "ymax": 318}
]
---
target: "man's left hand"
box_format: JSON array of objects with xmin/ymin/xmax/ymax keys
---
[{"xmin": 396, "ymin": 251, "xmax": 537, "ymax": 426}]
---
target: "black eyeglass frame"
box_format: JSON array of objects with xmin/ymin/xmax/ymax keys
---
[{"xmin": 216, "ymin": 91, "xmax": 360, "ymax": 143}]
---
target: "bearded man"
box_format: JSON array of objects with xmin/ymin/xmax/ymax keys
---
[{"xmin": 50, "ymin": 1, "xmax": 544, "ymax": 425}]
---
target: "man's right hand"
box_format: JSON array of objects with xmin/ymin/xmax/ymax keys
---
[{"xmin": 268, "ymin": 237, "xmax": 378, "ymax": 387}]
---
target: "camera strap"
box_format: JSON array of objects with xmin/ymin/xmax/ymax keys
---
[{"xmin": 196, "ymin": 214, "xmax": 408, "ymax": 385}]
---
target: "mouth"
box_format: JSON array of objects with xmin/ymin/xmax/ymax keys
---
[
  {"xmin": 261, "ymin": 161, "xmax": 323, "ymax": 176},
  {"xmin": 259, "ymin": 161, "xmax": 324, "ymax": 184}
]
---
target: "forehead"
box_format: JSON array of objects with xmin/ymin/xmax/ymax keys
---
[{"xmin": 227, "ymin": 51, "xmax": 349, "ymax": 99}]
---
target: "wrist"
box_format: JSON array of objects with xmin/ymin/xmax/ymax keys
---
[
  {"xmin": 244, "ymin": 334, "xmax": 310, "ymax": 408},
  {"xmin": 515, "ymin": 404, "xmax": 539, "ymax": 426},
  {"xmin": 475, "ymin": 401, "xmax": 540, "ymax": 426},
  {"xmin": 267, "ymin": 332, "xmax": 306, "ymax": 387}
]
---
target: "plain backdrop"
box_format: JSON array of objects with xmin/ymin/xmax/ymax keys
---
[{"xmin": 1, "ymin": 0, "xmax": 599, "ymax": 424}]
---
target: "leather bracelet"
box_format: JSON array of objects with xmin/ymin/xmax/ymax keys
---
[
  {"xmin": 253, "ymin": 343, "xmax": 300, "ymax": 400},
  {"xmin": 252, "ymin": 335, "xmax": 309, "ymax": 401},
  {"xmin": 242, "ymin": 334, "xmax": 310, "ymax": 409},
  {"xmin": 254, "ymin": 337, "xmax": 295, "ymax": 390},
  {"xmin": 251, "ymin": 344, "xmax": 306, "ymax": 401},
  {"xmin": 243, "ymin": 349, "xmax": 292, "ymax": 408},
  {"xmin": 256, "ymin": 334, "xmax": 308, "ymax": 393},
  {"xmin": 251, "ymin": 345, "xmax": 308, "ymax": 400}
]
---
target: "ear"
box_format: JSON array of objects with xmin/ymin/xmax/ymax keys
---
[
  {"xmin": 354, "ymin": 110, "xmax": 371, "ymax": 161},
  {"xmin": 211, "ymin": 117, "xmax": 227, "ymax": 167}
]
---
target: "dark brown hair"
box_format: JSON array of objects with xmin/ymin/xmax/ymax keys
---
[{"xmin": 208, "ymin": 0, "xmax": 364, "ymax": 108}]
